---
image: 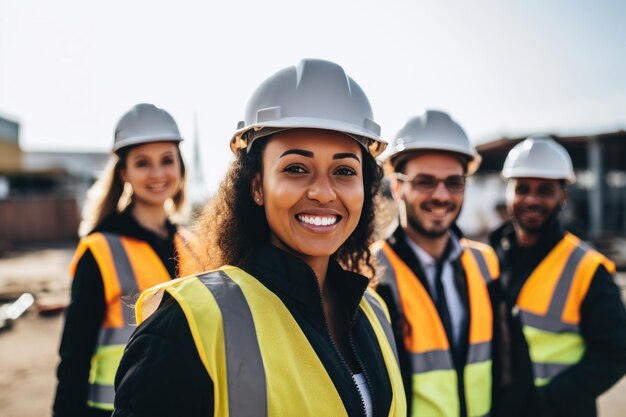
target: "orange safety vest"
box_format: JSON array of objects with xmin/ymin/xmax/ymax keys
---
[
  {"xmin": 516, "ymin": 232, "xmax": 615, "ymax": 386},
  {"xmin": 68, "ymin": 229, "xmax": 201, "ymax": 410},
  {"xmin": 375, "ymin": 238, "xmax": 499, "ymax": 417}
]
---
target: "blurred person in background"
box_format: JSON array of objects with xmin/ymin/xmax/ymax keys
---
[
  {"xmin": 373, "ymin": 110, "xmax": 505, "ymax": 417},
  {"xmin": 112, "ymin": 59, "xmax": 406, "ymax": 417},
  {"xmin": 53, "ymin": 103, "xmax": 200, "ymax": 417},
  {"xmin": 490, "ymin": 136, "xmax": 626, "ymax": 417}
]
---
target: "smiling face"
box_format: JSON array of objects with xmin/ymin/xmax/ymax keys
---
[
  {"xmin": 507, "ymin": 177, "xmax": 566, "ymax": 235},
  {"xmin": 252, "ymin": 129, "xmax": 364, "ymax": 264},
  {"xmin": 393, "ymin": 152, "xmax": 465, "ymax": 239},
  {"xmin": 121, "ymin": 142, "xmax": 182, "ymax": 209}
]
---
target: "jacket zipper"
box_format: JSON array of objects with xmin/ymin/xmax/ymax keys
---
[
  {"xmin": 348, "ymin": 307, "xmax": 376, "ymax": 417},
  {"xmin": 315, "ymin": 284, "xmax": 368, "ymax": 417}
]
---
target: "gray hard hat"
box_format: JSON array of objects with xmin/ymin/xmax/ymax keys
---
[
  {"xmin": 230, "ymin": 59, "xmax": 386, "ymax": 157},
  {"xmin": 502, "ymin": 136, "xmax": 575, "ymax": 183},
  {"xmin": 113, "ymin": 103, "xmax": 183, "ymax": 152},
  {"xmin": 387, "ymin": 110, "xmax": 481, "ymax": 175}
]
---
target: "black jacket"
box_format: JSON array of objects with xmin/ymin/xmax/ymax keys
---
[
  {"xmin": 53, "ymin": 209, "xmax": 179, "ymax": 417},
  {"xmin": 489, "ymin": 221, "xmax": 626, "ymax": 417},
  {"xmin": 375, "ymin": 226, "xmax": 506, "ymax": 417},
  {"xmin": 112, "ymin": 243, "xmax": 399, "ymax": 417}
]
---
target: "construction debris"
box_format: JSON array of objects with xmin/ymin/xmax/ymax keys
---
[{"xmin": 0, "ymin": 293, "xmax": 35, "ymax": 332}]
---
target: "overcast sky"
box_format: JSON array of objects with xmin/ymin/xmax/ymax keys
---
[{"xmin": 1, "ymin": 0, "xmax": 625, "ymax": 195}]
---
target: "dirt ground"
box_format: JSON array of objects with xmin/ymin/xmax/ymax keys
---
[{"xmin": 0, "ymin": 245, "xmax": 625, "ymax": 417}]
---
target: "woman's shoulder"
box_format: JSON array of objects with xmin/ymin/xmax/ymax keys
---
[
  {"xmin": 137, "ymin": 294, "xmax": 192, "ymax": 339},
  {"xmin": 114, "ymin": 294, "xmax": 214, "ymax": 416}
]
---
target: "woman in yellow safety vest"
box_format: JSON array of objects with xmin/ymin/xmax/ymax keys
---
[
  {"xmin": 53, "ymin": 103, "xmax": 200, "ymax": 417},
  {"xmin": 112, "ymin": 59, "xmax": 406, "ymax": 417}
]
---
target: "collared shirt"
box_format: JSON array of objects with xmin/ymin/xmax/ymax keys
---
[{"xmin": 405, "ymin": 233, "xmax": 465, "ymax": 349}]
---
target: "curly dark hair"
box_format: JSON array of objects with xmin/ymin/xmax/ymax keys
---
[{"xmin": 198, "ymin": 135, "xmax": 384, "ymax": 280}]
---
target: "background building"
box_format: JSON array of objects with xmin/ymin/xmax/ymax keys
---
[{"xmin": 0, "ymin": 114, "xmax": 108, "ymax": 250}]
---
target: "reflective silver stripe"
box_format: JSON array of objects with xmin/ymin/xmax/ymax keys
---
[
  {"xmin": 411, "ymin": 349, "xmax": 454, "ymax": 373},
  {"xmin": 546, "ymin": 244, "xmax": 586, "ymax": 320},
  {"xmin": 101, "ymin": 233, "xmax": 137, "ymax": 295},
  {"xmin": 363, "ymin": 292, "xmax": 399, "ymax": 364},
  {"xmin": 467, "ymin": 341, "xmax": 491, "ymax": 364},
  {"xmin": 198, "ymin": 271, "xmax": 267, "ymax": 417},
  {"xmin": 97, "ymin": 233, "xmax": 139, "ymax": 346},
  {"xmin": 532, "ymin": 361, "xmax": 571, "ymax": 380},
  {"xmin": 518, "ymin": 243, "xmax": 589, "ymax": 334},
  {"xmin": 87, "ymin": 383, "xmax": 115, "ymax": 409},
  {"xmin": 96, "ymin": 326, "xmax": 135, "ymax": 346},
  {"xmin": 519, "ymin": 311, "xmax": 579, "ymax": 333},
  {"xmin": 468, "ymin": 247, "xmax": 493, "ymax": 284},
  {"xmin": 375, "ymin": 248, "xmax": 402, "ymax": 308}
]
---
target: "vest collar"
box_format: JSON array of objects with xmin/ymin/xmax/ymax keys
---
[
  {"xmin": 96, "ymin": 206, "xmax": 178, "ymax": 243},
  {"xmin": 241, "ymin": 243, "xmax": 370, "ymax": 319}
]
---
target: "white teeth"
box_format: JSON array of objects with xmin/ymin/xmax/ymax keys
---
[
  {"xmin": 431, "ymin": 208, "xmax": 447, "ymax": 216},
  {"xmin": 297, "ymin": 215, "xmax": 338, "ymax": 226},
  {"xmin": 148, "ymin": 182, "xmax": 167, "ymax": 191}
]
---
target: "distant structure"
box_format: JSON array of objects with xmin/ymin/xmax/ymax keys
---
[
  {"xmin": 0, "ymin": 115, "xmax": 21, "ymax": 178},
  {"xmin": 188, "ymin": 114, "xmax": 208, "ymax": 208},
  {"xmin": 461, "ymin": 130, "xmax": 626, "ymax": 267},
  {"xmin": 0, "ymin": 113, "xmax": 108, "ymax": 250}
]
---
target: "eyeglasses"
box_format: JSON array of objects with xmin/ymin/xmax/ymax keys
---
[{"xmin": 396, "ymin": 173, "xmax": 466, "ymax": 194}]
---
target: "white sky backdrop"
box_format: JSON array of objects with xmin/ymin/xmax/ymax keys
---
[{"xmin": 1, "ymin": 0, "xmax": 625, "ymax": 197}]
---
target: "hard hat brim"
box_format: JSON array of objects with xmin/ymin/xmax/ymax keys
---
[
  {"xmin": 113, "ymin": 134, "xmax": 183, "ymax": 153},
  {"xmin": 501, "ymin": 168, "xmax": 576, "ymax": 184},
  {"xmin": 387, "ymin": 145, "xmax": 482, "ymax": 175},
  {"xmin": 231, "ymin": 118, "xmax": 387, "ymax": 157}
]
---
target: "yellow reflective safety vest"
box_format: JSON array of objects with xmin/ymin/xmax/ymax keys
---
[
  {"xmin": 515, "ymin": 232, "xmax": 616, "ymax": 387},
  {"xmin": 375, "ymin": 239, "xmax": 499, "ymax": 417},
  {"xmin": 136, "ymin": 266, "xmax": 407, "ymax": 417},
  {"xmin": 69, "ymin": 230, "xmax": 201, "ymax": 410}
]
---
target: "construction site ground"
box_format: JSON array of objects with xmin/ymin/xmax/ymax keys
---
[{"xmin": 1, "ymin": 244, "xmax": 625, "ymax": 417}]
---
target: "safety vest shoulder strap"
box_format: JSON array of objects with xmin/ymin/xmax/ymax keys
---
[
  {"xmin": 70, "ymin": 233, "xmax": 136, "ymax": 305},
  {"xmin": 559, "ymin": 233, "xmax": 615, "ymax": 324},
  {"xmin": 518, "ymin": 232, "xmax": 615, "ymax": 327},
  {"xmin": 72, "ymin": 232, "xmax": 174, "ymax": 331},
  {"xmin": 373, "ymin": 242, "xmax": 402, "ymax": 313},
  {"xmin": 362, "ymin": 289, "xmax": 399, "ymax": 363},
  {"xmin": 71, "ymin": 231, "xmax": 175, "ymax": 292},
  {"xmin": 458, "ymin": 240, "xmax": 496, "ymax": 346},
  {"xmin": 460, "ymin": 238, "xmax": 500, "ymax": 282},
  {"xmin": 564, "ymin": 233, "xmax": 616, "ymax": 274}
]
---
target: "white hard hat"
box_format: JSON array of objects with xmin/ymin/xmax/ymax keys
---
[
  {"xmin": 387, "ymin": 110, "xmax": 481, "ymax": 175},
  {"xmin": 502, "ymin": 136, "xmax": 575, "ymax": 183},
  {"xmin": 113, "ymin": 103, "xmax": 183, "ymax": 152},
  {"xmin": 230, "ymin": 59, "xmax": 386, "ymax": 157}
]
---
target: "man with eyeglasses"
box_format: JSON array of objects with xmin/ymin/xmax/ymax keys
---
[
  {"xmin": 489, "ymin": 136, "xmax": 626, "ymax": 417},
  {"xmin": 374, "ymin": 110, "xmax": 505, "ymax": 417}
]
